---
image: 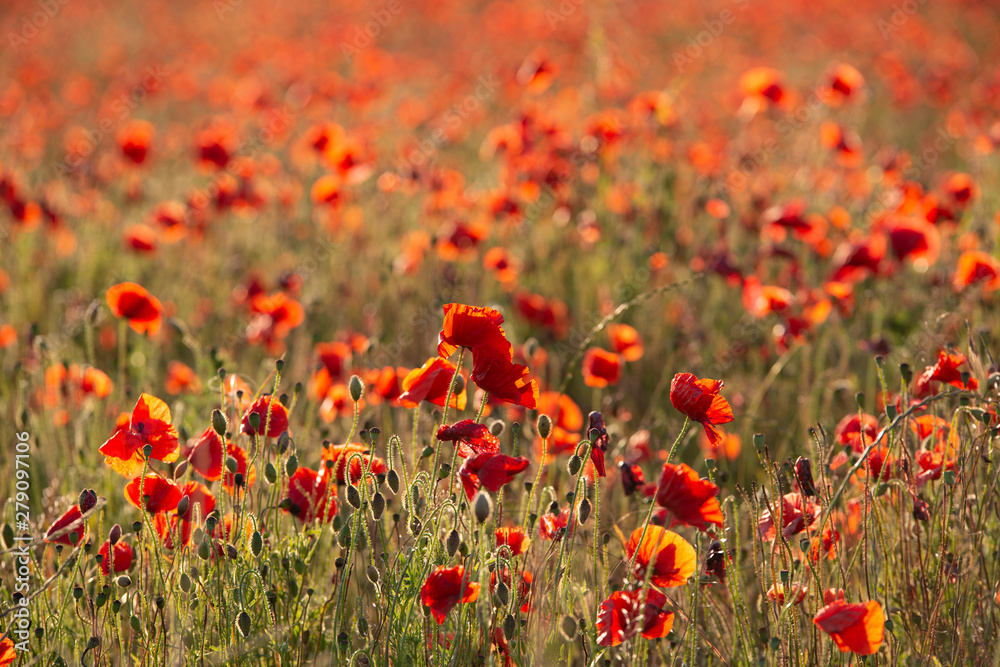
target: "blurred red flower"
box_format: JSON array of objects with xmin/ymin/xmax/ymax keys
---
[
  {"xmin": 813, "ymin": 599, "xmax": 885, "ymax": 655},
  {"xmin": 420, "ymin": 565, "xmax": 480, "ymax": 623},
  {"xmin": 106, "ymin": 282, "xmax": 163, "ymax": 335}
]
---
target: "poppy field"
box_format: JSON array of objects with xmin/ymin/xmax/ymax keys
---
[{"xmin": 3, "ymin": 0, "xmax": 1000, "ymax": 664}]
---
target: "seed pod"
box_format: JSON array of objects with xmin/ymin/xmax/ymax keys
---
[
  {"xmin": 117, "ymin": 575, "xmax": 132, "ymax": 588},
  {"xmin": 793, "ymin": 457, "xmax": 817, "ymax": 497},
  {"xmin": 474, "ymin": 492, "xmax": 492, "ymax": 524},
  {"xmin": 387, "ymin": 470, "xmax": 400, "ymax": 494},
  {"xmin": 236, "ymin": 611, "xmax": 251, "ymax": 638},
  {"xmin": 371, "ymin": 492, "xmax": 385, "ymax": 521},
  {"xmin": 347, "ymin": 485, "xmax": 361, "ymax": 509},
  {"xmin": 247, "ymin": 412, "xmax": 261, "ymax": 432},
  {"xmin": 212, "ymin": 409, "xmax": 228, "ymax": 437},
  {"xmin": 446, "ymin": 529, "xmax": 460, "ymax": 557}
]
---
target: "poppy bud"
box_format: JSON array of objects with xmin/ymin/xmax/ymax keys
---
[
  {"xmin": 285, "ymin": 454, "xmax": 298, "ymax": 477},
  {"xmin": 349, "ymin": 374, "xmax": 364, "ymax": 402},
  {"xmin": 504, "ymin": 614, "xmax": 517, "ymax": 640},
  {"xmin": 225, "ymin": 456, "xmax": 238, "ymax": 474},
  {"xmin": 619, "ymin": 461, "xmax": 641, "ymax": 496},
  {"xmin": 371, "ymin": 492, "xmax": 385, "ymax": 520},
  {"xmin": 355, "ymin": 529, "xmax": 368, "ymax": 552},
  {"xmin": 537, "ymin": 414, "xmax": 552, "ymax": 439},
  {"xmin": 753, "ymin": 433, "xmax": 766, "ymax": 451},
  {"xmin": 567, "ymin": 455, "xmax": 582, "ymax": 476},
  {"xmin": 490, "ymin": 420, "xmax": 505, "ymax": 437},
  {"xmin": 446, "ymin": 529, "xmax": 460, "ymax": 557},
  {"xmin": 559, "ymin": 615, "xmax": 577, "ymax": 641},
  {"xmin": 109, "ymin": 524, "xmax": 122, "ymax": 546},
  {"xmin": 212, "ymin": 409, "xmax": 227, "ymax": 437},
  {"xmin": 264, "ymin": 462, "xmax": 277, "ymax": 485},
  {"xmin": 176, "ymin": 495, "xmax": 190, "ymax": 519},
  {"xmin": 794, "ymin": 457, "xmax": 817, "ymax": 497},
  {"xmin": 367, "ymin": 565, "xmax": 380, "ymax": 584},
  {"xmin": 337, "ymin": 524, "xmax": 352, "ymax": 549},
  {"xmin": 236, "ymin": 611, "xmax": 251, "ymax": 638},
  {"xmin": 347, "ymin": 485, "xmax": 361, "ymax": 509},
  {"xmin": 855, "ymin": 392, "xmax": 865, "ymax": 409},
  {"xmin": 913, "ymin": 496, "xmax": 930, "ymax": 522},
  {"xmin": 251, "ymin": 531, "xmax": 263, "ymax": 557},
  {"xmin": 234, "ymin": 473, "xmax": 244, "ymax": 488},
  {"xmin": 387, "ymin": 470, "xmax": 400, "ymax": 493},
  {"xmin": 117, "ymin": 575, "xmax": 132, "ymax": 588},
  {"xmin": 577, "ymin": 497, "xmax": 592, "ymax": 525},
  {"xmin": 474, "ymin": 492, "xmax": 492, "ymax": 524},
  {"xmin": 495, "ymin": 580, "xmax": 510, "ymax": 606},
  {"xmin": 180, "ymin": 572, "xmax": 192, "ymax": 593},
  {"xmin": 248, "ymin": 412, "xmax": 261, "ymax": 432}
]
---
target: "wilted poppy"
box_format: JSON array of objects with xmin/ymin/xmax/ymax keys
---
[
  {"xmin": 125, "ymin": 474, "xmax": 183, "ymax": 513},
  {"xmin": 44, "ymin": 490, "xmax": 97, "ymax": 546},
  {"xmin": 582, "ymin": 348, "xmax": 622, "ymax": 388},
  {"xmin": 495, "ymin": 527, "xmax": 531, "ymax": 556},
  {"xmin": 437, "ymin": 419, "xmax": 500, "ymax": 457},
  {"xmin": 669, "ymin": 373, "xmax": 733, "ymax": 446},
  {"xmin": 98, "ymin": 539, "xmax": 134, "ymax": 575},
  {"xmin": 459, "ymin": 453, "xmax": 530, "ymax": 499},
  {"xmin": 420, "ymin": 565, "xmax": 480, "ymax": 623},
  {"xmin": 398, "ymin": 357, "xmax": 467, "ymax": 409},
  {"xmin": 241, "ymin": 395, "xmax": 289, "ymax": 438},
  {"xmin": 99, "ymin": 393, "xmax": 180, "ymax": 478},
  {"xmin": 813, "ymin": 599, "xmax": 885, "ymax": 655},
  {"xmin": 285, "ymin": 467, "xmax": 338, "ymax": 523},
  {"xmin": 106, "ymin": 282, "xmax": 163, "ymax": 335},
  {"xmin": 654, "ymin": 463, "xmax": 723, "ymax": 531},
  {"xmin": 587, "ymin": 411, "xmax": 610, "ymax": 477},
  {"xmin": 470, "ymin": 346, "xmax": 539, "ymax": 408},
  {"xmin": 438, "ymin": 303, "xmax": 512, "ymax": 360},
  {"xmin": 626, "ymin": 525, "xmax": 696, "ymax": 588}
]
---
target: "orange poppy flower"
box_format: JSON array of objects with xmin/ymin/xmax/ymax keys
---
[
  {"xmin": 701, "ymin": 431, "xmax": 741, "ymax": 461},
  {"xmin": 813, "ymin": 599, "xmax": 885, "ymax": 655},
  {"xmin": 106, "ymin": 282, "xmax": 163, "ymax": 335},
  {"xmin": 398, "ymin": 357, "xmax": 467, "ymax": 409},
  {"xmin": 321, "ymin": 442, "xmax": 388, "ymax": 484},
  {"xmin": 0, "ymin": 636, "xmax": 16, "ymax": 667},
  {"xmin": 739, "ymin": 67, "xmax": 785, "ymax": 107},
  {"xmin": 125, "ymin": 474, "xmax": 183, "ymax": 514},
  {"xmin": 437, "ymin": 419, "xmax": 499, "ymax": 457},
  {"xmin": 538, "ymin": 507, "xmax": 572, "ymax": 541},
  {"xmin": 186, "ymin": 427, "xmax": 225, "ymax": 481},
  {"xmin": 884, "ymin": 216, "xmax": 940, "ymax": 267},
  {"xmin": 582, "ymin": 348, "xmax": 622, "ymax": 387},
  {"xmin": 285, "ymin": 467, "xmax": 338, "ymax": 523},
  {"xmin": 99, "ymin": 393, "xmax": 180, "ymax": 477},
  {"xmin": 626, "ymin": 525, "xmax": 696, "ymax": 588},
  {"xmin": 742, "ymin": 276, "xmax": 794, "ymax": 319},
  {"xmin": 459, "ymin": 452, "xmax": 530, "ymax": 499},
  {"xmin": 654, "ymin": 463, "xmax": 723, "ymax": 531},
  {"xmin": 165, "ymin": 361, "xmax": 202, "ymax": 395},
  {"xmin": 818, "ymin": 63, "xmax": 865, "ymax": 106},
  {"xmin": 596, "ymin": 588, "xmax": 674, "ymax": 647},
  {"xmin": 420, "ymin": 565, "xmax": 480, "ymax": 624},
  {"xmin": 483, "ymin": 247, "xmax": 520, "ymax": 284},
  {"xmin": 495, "ymin": 527, "xmax": 530, "ymax": 556},
  {"xmin": 438, "ymin": 303, "xmax": 512, "ymax": 361},
  {"xmin": 123, "ymin": 224, "xmax": 157, "ymax": 253},
  {"xmin": 470, "ymin": 346, "xmax": 539, "ymax": 408},
  {"xmin": 246, "ymin": 291, "xmax": 305, "ymax": 352},
  {"xmin": 669, "ymin": 373, "xmax": 734, "ymax": 446},
  {"xmin": 98, "ymin": 539, "xmax": 134, "ymax": 576},
  {"xmin": 953, "ymin": 250, "xmax": 1000, "ymax": 292},
  {"xmin": 241, "ymin": 395, "xmax": 289, "ymax": 438},
  {"xmin": 607, "ymin": 324, "xmax": 644, "ymax": 361},
  {"xmin": 223, "ymin": 444, "xmax": 256, "ymax": 492}
]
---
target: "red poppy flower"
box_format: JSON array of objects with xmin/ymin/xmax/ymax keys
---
[
  {"xmin": 246, "ymin": 292, "xmax": 305, "ymax": 351},
  {"xmin": 953, "ymin": 250, "xmax": 1000, "ymax": 292},
  {"xmin": 608, "ymin": 324, "xmax": 644, "ymax": 361},
  {"xmin": 740, "ymin": 67, "xmax": 785, "ymax": 107},
  {"xmin": 223, "ymin": 444, "xmax": 256, "ymax": 492},
  {"xmin": 125, "ymin": 474, "xmax": 183, "ymax": 513},
  {"xmin": 98, "ymin": 540, "xmax": 134, "ymax": 575},
  {"xmin": 420, "ymin": 565, "xmax": 480, "ymax": 623},
  {"xmin": 766, "ymin": 582, "xmax": 808, "ymax": 606},
  {"xmin": 241, "ymin": 395, "xmax": 289, "ymax": 438},
  {"xmin": 582, "ymin": 348, "xmax": 622, "ymax": 388},
  {"xmin": 398, "ymin": 357, "xmax": 467, "ymax": 409},
  {"xmin": 495, "ymin": 527, "xmax": 531, "ymax": 556},
  {"xmin": 757, "ymin": 492, "xmax": 821, "ymax": 541},
  {"xmin": 538, "ymin": 508, "xmax": 572, "ymax": 541},
  {"xmin": 626, "ymin": 526, "xmax": 696, "ymax": 588},
  {"xmin": 913, "ymin": 350, "xmax": 979, "ymax": 398},
  {"xmin": 438, "ymin": 303, "xmax": 512, "ymax": 361},
  {"xmin": 0, "ymin": 637, "xmax": 16, "ymax": 667},
  {"xmin": 654, "ymin": 463, "xmax": 723, "ymax": 531},
  {"xmin": 587, "ymin": 411, "xmax": 610, "ymax": 477},
  {"xmin": 117, "ymin": 119, "xmax": 154, "ymax": 165},
  {"xmin": 285, "ymin": 467, "xmax": 338, "ymax": 523},
  {"xmin": 459, "ymin": 453, "xmax": 530, "ymax": 499},
  {"xmin": 818, "ymin": 63, "xmax": 865, "ymax": 106},
  {"xmin": 669, "ymin": 373, "xmax": 733, "ymax": 446},
  {"xmin": 813, "ymin": 600, "xmax": 885, "ymax": 655},
  {"xmin": 807, "ymin": 526, "xmax": 840, "ymax": 562},
  {"xmin": 321, "ymin": 443, "xmax": 388, "ymax": 484},
  {"xmin": 437, "ymin": 419, "xmax": 499, "ymax": 457},
  {"xmin": 165, "ymin": 361, "xmax": 201, "ymax": 395},
  {"xmin": 619, "ymin": 461, "xmax": 649, "ymax": 496},
  {"xmin": 596, "ymin": 588, "xmax": 674, "ymax": 647},
  {"xmin": 44, "ymin": 499, "xmax": 92, "ymax": 546},
  {"xmin": 187, "ymin": 427, "xmax": 225, "ymax": 481},
  {"xmin": 99, "ymin": 393, "xmax": 180, "ymax": 478},
  {"xmin": 833, "ymin": 413, "xmax": 879, "ymax": 453},
  {"xmin": 884, "ymin": 216, "xmax": 940, "ymax": 267},
  {"xmin": 106, "ymin": 282, "xmax": 163, "ymax": 335},
  {"xmin": 470, "ymin": 346, "xmax": 539, "ymax": 408}
]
